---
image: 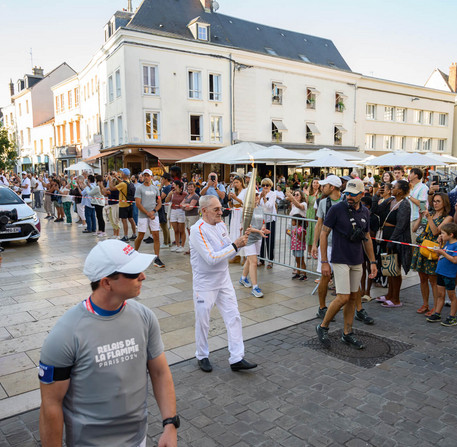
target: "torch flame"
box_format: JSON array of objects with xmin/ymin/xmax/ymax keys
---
[{"xmin": 248, "ymin": 153, "xmax": 255, "ymax": 168}]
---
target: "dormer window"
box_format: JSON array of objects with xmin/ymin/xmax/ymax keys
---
[{"xmin": 197, "ymin": 24, "xmax": 208, "ymax": 40}]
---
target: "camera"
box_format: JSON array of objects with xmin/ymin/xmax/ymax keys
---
[
  {"xmin": 210, "ymin": 175, "xmax": 216, "ymax": 182},
  {"xmin": 0, "ymin": 209, "xmax": 18, "ymax": 232}
]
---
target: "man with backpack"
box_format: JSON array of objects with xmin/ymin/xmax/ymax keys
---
[{"xmin": 113, "ymin": 168, "xmax": 137, "ymax": 242}]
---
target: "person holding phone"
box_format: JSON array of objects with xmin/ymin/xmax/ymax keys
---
[
  {"xmin": 200, "ymin": 172, "xmax": 226, "ymax": 202},
  {"xmin": 408, "ymin": 168, "xmax": 429, "ymax": 238}
]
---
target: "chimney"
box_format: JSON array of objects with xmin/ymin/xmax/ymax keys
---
[
  {"xmin": 9, "ymin": 79, "xmax": 14, "ymax": 97},
  {"xmin": 32, "ymin": 66, "xmax": 44, "ymax": 77},
  {"xmin": 200, "ymin": 0, "xmax": 212, "ymax": 12},
  {"xmin": 127, "ymin": 0, "xmax": 132, "ymax": 12},
  {"xmin": 449, "ymin": 63, "xmax": 457, "ymax": 93}
]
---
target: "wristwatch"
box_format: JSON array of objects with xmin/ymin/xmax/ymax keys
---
[
  {"xmin": 163, "ymin": 415, "xmax": 180, "ymax": 429},
  {"xmin": 370, "ymin": 261, "xmax": 377, "ymax": 265}
]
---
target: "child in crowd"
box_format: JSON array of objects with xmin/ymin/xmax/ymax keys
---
[
  {"xmin": 286, "ymin": 214, "xmax": 307, "ymax": 281},
  {"xmin": 426, "ymin": 222, "xmax": 457, "ymax": 326}
]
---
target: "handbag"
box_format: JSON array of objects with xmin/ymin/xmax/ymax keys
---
[
  {"xmin": 419, "ymin": 223, "xmax": 440, "ymax": 261},
  {"xmin": 381, "ymin": 253, "xmax": 400, "ymax": 277},
  {"xmin": 376, "ymin": 198, "xmax": 402, "ymax": 241}
]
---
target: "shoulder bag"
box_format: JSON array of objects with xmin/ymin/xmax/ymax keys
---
[{"xmin": 419, "ymin": 223, "xmax": 440, "ymax": 261}]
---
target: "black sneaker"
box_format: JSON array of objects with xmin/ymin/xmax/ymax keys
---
[
  {"xmin": 441, "ymin": 316, "xmax": 457, "ymax": 327},
  {"xmin": 82, "ymin": 229, "xmax": 91, "ymax": 233},
  {"xmin": 316, "ymin": 307, "xmax": 328, "ymax": 319},
  {"xmin": 292, "ymin": 273, "xmax": 300, "ymax": 279},
  {"xmin": 355, "ymin": 309, "xmax": 374, "ymax": 325},
  {"xmin": 341, "ymin": 332, "xmax": 364, "ymax": 349},
  {"xmin": 153, "ymin": 257, "xmax": 165, "ymax": 268},
  {"xmin": 198, "ymin": 358, "xmax": 213, "ymax": 373},
  {"xmin": 316, "ymin": 324, "xmax": 331, "ymax": 348},
  {"xmin": 144, "ymin": 236, "xmax": 154, "ymax": 244},
  {"xmin": 129, "ymin": 234, "xmax": 137, "ymax": 241},
  {"xmin": 120, "ymin": 236, "xmax": 129, "ymax": 242},
  {"xmin": 299, "ymin": 274, "xmax": 308, "ymax": 281},
  {"xmin": 426, "ymin": 313, "xmax": 441, "ymax": 323}
]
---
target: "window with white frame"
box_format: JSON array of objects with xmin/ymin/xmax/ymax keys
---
[
  {"xmin": 414, "ymin": 110, "xmax": 423, "ymax": 124},
  {"xmin": 366, "ymin": 104, "xmax": 376, "ymax": 120},
  {"xmin": 422, "ymin": 138, "xmax": 432, "ymax": 151},
  {"xmin": 384, "ymin": 106, "xmax": 394, "ymax": 121},
  {"xmin": 145, "ymin": 112, "xmax": 160, "ymax": 141},
  {"xmin": 108, "ymin": 75, "xmax": 114, "ymax": 102},
  {"xmin": 306, "ymin": 123, "xmax": 319, "ymax": 144},
  {"xmin": 396, "ymin": 108, "xmax": 406, "ymax": 122},
  {"xmin": 383, "ymin": 135, "xmax": 393, "ymax": 150},
  {"xmin": 438, "ymin": 139, "xmax": 446, "ymax": 152},
  {"xmin": 210, "ymin": 116, "xmax": 222, "ymax": 142},
  {"xmin": 117, "ymin": 116, "xmax": 123, "ymax": 145},
  {"xmin": 110, "ymin": 119, "xmax": 115, "ymax": 147},
  {"xmin": 272, "ymin": 82, "xmax": 284, "ymax": 105},
  {"xmin": 413, "ymin": 137, "xmax": 422, "ymax": 151},
  {"xmin": 68, "ymin": 91, "xmax": 73, "ymax": 109},
  {"xmin": 395, "ymin": 136, "xmax": 406, "ymax": 150},
  {"xmin": 272, "ymin": 122, "xmax": 282, "ymax": 142},
  {"xmin": 55, "ymin": 97, "xmax": 60, "ymax": 114},
  {"xmin": 197, "ymin": 24, "xmax": 208, "ymax": 40},
  {"xmin": 60, "ymin": 94, "xmax": 65, "ymax": 112},
  {"xmin": 424, "ymin": 111, "xmax": 433, "ymax": 125},
  {"xmin": 306, "ymin": 88, "xmax": 318, "ymax": 109},
  {"xmin": 365, "ymin": 134, "xmax": 375, "ymax": 150},
  {"xmin": 103, "ymin": 122, "xmax": 109, "ymax": 147},
  {"xmin": 439, "ymin": 113, "xmax": 448, "ymax": 126},
  {"xmin": 334, "ymin": 125, "xmax": 344, "ymax": 145},
  {"xmin": 27, "ymin": 128, "xmax": 31, "ymax": 145},
  {"xmin": 335, "ymin": 92, "xmax": 346, "ymax": 112},
  {"xmin": 75, "ymin": 88, "xmax": 79, "ymax": 106},
  {"xmin": 188, "ymin": 71, "xmax": 202, "ymax": 99},
  {"xmin": 190, "ymin": 115, "xmax": 203, "ymax": 141},
  {"xmin": 143, "ymin": 65, "xmax": 159, "ymax": 95},
  {"xmin": 115, "ymin": 70, "xmax": 121, "ymax": 97},
  {"xmin": 209, "ymin": 74, "xmax": 221, "ymax": 101}
]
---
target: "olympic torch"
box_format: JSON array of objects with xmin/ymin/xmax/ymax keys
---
[{"xmin": 242, "ymin": 163, "xmax": 257, "ymax": 233}]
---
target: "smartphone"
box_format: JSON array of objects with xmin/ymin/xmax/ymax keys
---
[
  {"xmin": 286, "ymin": 187, "xmax": 291, "ymax": 193},
  {"xmin": 419, "ymin": 202, "xmax": 427, "ymax": 212},
  {"xmin": 432, "ymin": 175, "xmax": 439, "ymax": 183},
  {"xmin": 210, "ymin": 175, "xmax": 216, "ymax": 182}
]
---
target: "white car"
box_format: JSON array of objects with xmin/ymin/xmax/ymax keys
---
[{"xmin": 0, "ymin": 185, "xmax": 40, "ymax": 243}]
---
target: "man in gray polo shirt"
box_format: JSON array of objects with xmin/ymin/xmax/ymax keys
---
[{"xmin": 39, "ymin": 240, "xmax": 178, "ymax": 447}]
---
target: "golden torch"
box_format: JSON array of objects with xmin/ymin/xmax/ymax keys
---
[{"xmin": 242, "ymin": 157, "xmax": 257, "ymax": 233}]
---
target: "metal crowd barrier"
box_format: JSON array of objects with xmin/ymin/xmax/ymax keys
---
[{"xmin": 257, "ymin": 212, "xmax": 321, "ymax": 293}]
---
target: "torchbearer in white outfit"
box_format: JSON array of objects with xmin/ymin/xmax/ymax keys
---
[{"xmin": 189, "ymin": 195, "xmax": 258, "ymax": 373}]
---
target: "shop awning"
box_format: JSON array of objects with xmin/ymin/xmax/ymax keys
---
[
  {"xmin": 141, "ymin": 148, "xmax": 212, "ymax": 162},
  {"xmin": 84, "ymin": 150, "xmax": 119, "ymax": 162}
]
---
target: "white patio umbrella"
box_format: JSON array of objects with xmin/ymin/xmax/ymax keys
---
[
  {"xmin": 364, "ymin": 151, "xmax": 446, "ymax": 167},
  {"xmin": 437, "ymin": 154, "xmax": 457, "ymax": 164},
  {"xmin": 299, "ymin": 152, "xmax": 361, "ymax": 169},
  {"xmin": 232, "ymin": 145, "xmax": 310, "ymax": 187},
  {"xmin": 302, "ymin": 147, "xmax": 363, "ymax": 161},
  {"xmin": 64, "ymin": 161, "xmax": 94, "ymax": 172},
  {"xmin": 177, "ymin": 141, "xmax": 266, "ymax": 164}
]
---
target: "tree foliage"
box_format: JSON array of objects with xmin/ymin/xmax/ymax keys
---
[{"xmin": 0, "ymin": 125, "xmax": 18, "ymax": 170}]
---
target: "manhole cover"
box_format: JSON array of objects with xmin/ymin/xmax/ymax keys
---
[{"xmin": 304, "ymin": 329, "xmax": 413, "ymax": 369}]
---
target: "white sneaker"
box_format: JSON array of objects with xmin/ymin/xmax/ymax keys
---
[
  {"xmin": 170, "ymin": 246, "xmax": 178, "ymax": 252},
  {"xmin": 78, "ymin": 224, "xmax": 84, "ymax": 227},
  {"xmin": 251, "ymin": 286, "xmax": 264, "ymax": 298},
  {"xmin": 160, "ymin": 243, "xmax": 169, "ymax": 249},
  {"xmin": 64, "ymin": 223, "xmax": 72, "ymax": 225},
  {"xmin": 176, "ymin": 247, "xmax": 184, "ymax": 253}
]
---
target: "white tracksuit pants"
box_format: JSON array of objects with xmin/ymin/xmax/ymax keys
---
[{"xmin": 194, "ymin": 285, "xmax": 244, "ymax": 365}]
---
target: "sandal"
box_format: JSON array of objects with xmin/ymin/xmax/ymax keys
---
[
  {"xmin": 267, "ymin": 263, "xmax": 273, "ymax": 269},
  {"xmin": 416, "ymin": 304, "xmax": 429, "ymax": 314},
  {"xmin": 375, "ymin": 296, "xmax": 387, "ymax": 303},
  {"xmin": 424, "ymin": 308, "xmax": 435, "ymax": 317},
  {"xmin": 381, "ymin": 300, "xmax": 403, "ymax": 308}
]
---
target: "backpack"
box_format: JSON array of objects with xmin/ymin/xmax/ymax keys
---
[{"xmin": 122, "ymin": 181, "xmax": 136, "ymax": 205}]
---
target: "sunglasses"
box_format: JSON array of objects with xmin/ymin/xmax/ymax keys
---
[
  {"xmin": 110, "ymin": 271, "xmax": 142, "ymax": 279},
  {"xmin": 261, "ymin": 184, "xmax": 271, "ymax": 187},
  {"xmin": 345, "ymin": 192, "xmax": 360, "ymax": 197}
]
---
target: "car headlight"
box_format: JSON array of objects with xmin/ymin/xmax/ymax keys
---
[{"xmin": 18, "ymin": 213, "xmax": 37, "ymax": 222}]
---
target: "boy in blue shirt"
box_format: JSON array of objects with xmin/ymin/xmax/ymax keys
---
[{"xmin": 427, "ymin": 223, "xmax": 457, "ymax": 326}]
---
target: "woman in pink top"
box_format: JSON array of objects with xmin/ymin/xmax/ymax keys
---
[{"xmin": 165, "ymin": 180, "xmax": 188, "ymax": 252}]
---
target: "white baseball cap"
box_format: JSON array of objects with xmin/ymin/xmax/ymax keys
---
[
  {"xmin": 142, "ymin": 169, "xmax": 153, "ymax": 176},
  {"xmin": 246, "ymin": 172, "xmax": 252, "ymax": 178},
  {"xmin": 319, "ymin": 175, "xmax": 342, "ymax": 188},
  {"xmin": 83, "ymin": 240, "xmax": 156, "ymax": 282},
  {"xmin": 344, "ymin": 178, "xmax": 365, "ymax": 195},
  {"xmin": 21, "ymin": 171, "xmax": 27, "ymax": 175}
]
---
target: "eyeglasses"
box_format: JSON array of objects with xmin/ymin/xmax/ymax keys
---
[
  {"xmin": 111, "ymin": 271, "xmax": 142, "ymax": 279},
  {"xmin": 345, "ymin": 192, "xmax": 360, "ymax": 197}
]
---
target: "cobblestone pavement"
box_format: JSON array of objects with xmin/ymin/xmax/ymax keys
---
[{"xmin": 1, "ymin": 283, "xmax": 456, "ymax": 447}]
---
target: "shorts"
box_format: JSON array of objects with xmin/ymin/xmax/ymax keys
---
[
  {"xmin": 119, "ymin": 206, "xmax": 133, "ymax": 219},
  {"xmin": 436, "ymin": 273, "xmax": 456, "ymax": 291},
  {"xmin": 332, "ymin": 263, "xmax": 363, "ymax": 295},
  {"xmin": 244, "ymin": 239, "xmax": 262, "ymax": 257},
  {"xmin": 185, "ymin": 214, "xmax": 200, "ymax": 230},
  {"xmin": 292, "ymin": 250, "xmax": 304, "ymax": 258},
  {"xmin": 137, "ymin": 216, "xmax": 160, "ymax": 233},
  {"xmin": 170, "ymin": 208, "xmax": 185, "ymax": 223},
  {"xmin": 317, "ymin": 245, "xmax": 333, "ymax": 273}
]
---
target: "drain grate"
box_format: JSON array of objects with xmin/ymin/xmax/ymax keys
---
[{"xmin": 304, "ymin": 329, "xmax": 413, "ymax": 369}]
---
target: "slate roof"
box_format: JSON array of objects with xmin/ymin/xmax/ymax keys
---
[{"xmin": 126, "ymin": 0, "xmax": 351, "ymax": 71}]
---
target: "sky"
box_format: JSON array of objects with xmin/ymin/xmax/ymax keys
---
[{"xmin": 0, "ymin": 0, "xmax": 456, "ymax": 107}]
